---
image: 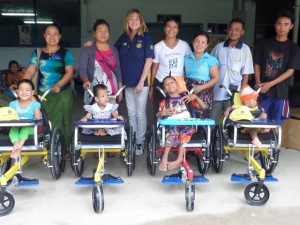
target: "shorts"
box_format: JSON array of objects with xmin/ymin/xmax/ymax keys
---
[{"xmin": 258, "ymin": 95, "xmax": 289, "ymax": 121}]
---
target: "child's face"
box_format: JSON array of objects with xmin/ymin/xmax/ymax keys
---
[
  {"xmin": 17, "ymin": 82, "xmax": 33, "ymax": 101},
  {"xmin": 275, "ymin": 17, "xmax": 293, "ymax": 38},
  {"xmin": 163, "ymin": 78, "xmax": 178, "ymax": 94},
  {"xmin": 95, "ymin": 89, "xmax": 109, "ymax": 107},
  {"xmin": 10, "ymin": 63, "xmax": 19, "ymax": 74},
  {"xmin": 244, "ymin": 98, "xmax": 257, "ymax": 108}
]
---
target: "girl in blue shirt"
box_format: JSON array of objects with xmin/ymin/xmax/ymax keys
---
[{"xmin": 184, "ymin": 31, "xmax": 219, "ymax": 118}]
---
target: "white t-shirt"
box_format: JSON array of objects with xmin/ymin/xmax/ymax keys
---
[
  {"xmin": 153, "ymin": 39, "xmax": 192, "ymax": 82},
  {"xmin": 211, "ymin": 40, "xmax": 254, "ymax": 101}
]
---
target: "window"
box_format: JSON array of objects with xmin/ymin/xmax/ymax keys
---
[{"xmin": 0, "ymin": 0, "xmax": 81, "ymax": 47}]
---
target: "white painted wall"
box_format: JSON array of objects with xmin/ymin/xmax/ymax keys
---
[{"xmin": 0, "ymin": 0, "xmax": 256, "ymax": 70}]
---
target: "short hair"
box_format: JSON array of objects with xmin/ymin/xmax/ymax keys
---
[
  {"xmin": 17, "ymin": 79, "xmax": 35, "ymax": 90},
  {"xmin": 93, "ymin": 19, "xmax": 110, "ymax": 32},
  {"xmin": 276, "ymin": 10, "xmax": 295, "ymax": 24},
  {"xmin": 93, "ymin": 83, "xmax": 107, "ymax": 96},
  {"xmin": 43, "ymin": 23, "xmax": 62, "ymax": 34},
  {"xmin": 193, "ymin": 31, "xmax": 210, "ymax": 44},
  {"xmin": 8, "ymin": 60, "xmax": 19, "ymax": 68},
  {"xmin": 163, "ymin": 16, "xmax": 181, "ymax": 29},
  {"xmin": 229, "ymin": 18, "xmax": 245, "ymax": 29},
  {"xmin": 162, "ymin": 76, "xmax": 177, "ymax": 88},
  {"xmin": 124, "ymin": 8, "xmax": 148, "ymax": 36}
]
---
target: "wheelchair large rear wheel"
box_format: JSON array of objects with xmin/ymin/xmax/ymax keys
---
[
  {"xmin": 147, "ymin": 125, "xmax": 157, "ymax": 176},
  {"xmin": 49, "ymin": 128, "xmax": 64, "ymax": 180},
  {"xmin": 211, "ymin": 125, "xmax": 225, "ymax": 173},
  {"xmin": 70, "ymin": 133, "xmax": 84, "ymax": 177},
  {"xmin": 92, "ymin": 184, "xmax": 104, "ymax": 213},
  {"xmin": 244, "ymin": 182, "xmax": 270, "ymax": 206},
  {"xmin": 259, "ymin": 129, "xmax": 280, "ymax": 175},
  {"xmin": 185, "ymin": 181, "xmax": 195, "ymax": 212},
  {"xmin": 126, "ymin": 126, "xmax": 134, "ymax": 176},
  {"xmin": 0, "ymin": 191, "xmax": 15, "ymax": 217}
]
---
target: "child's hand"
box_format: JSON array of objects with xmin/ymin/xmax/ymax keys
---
[
  {"xmin": 117, "ymin": 115, "xmax": 124, "ymax": 121},
  {"xmin": 183, "ymin": 94, "xmax": 196, "ymax": 102},
  {"xmin": 163, "ymin": 108, "xmax": 174, "ymax": 116},
  {"xmin": 80, "ymin": 117, "xmax": 88, "ymax": 122}
]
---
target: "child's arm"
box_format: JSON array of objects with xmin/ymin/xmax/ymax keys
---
[
  {"xmin": 80, "ymin": 112, "xmax": 92, "ymax": 122},
  {"xmin": 112, "ymin": 110, "xmax": 124, "ymax": 120},
  {"xmin": 183, "ymin": 94, "xmax": 206, "ymax": 110},
  {"xmin": 34, "ymin": 108, "xmax": 42, "ymax": 120}
]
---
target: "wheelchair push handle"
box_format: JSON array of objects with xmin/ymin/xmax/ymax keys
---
[{"xmin": 85, "ymin": 85, "xmax": 126, "ymax": 99}]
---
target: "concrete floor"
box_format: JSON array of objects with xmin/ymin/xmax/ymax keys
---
[{"xmin": 1, "ymin": 95, "xmax": 300, "ymax": 225}]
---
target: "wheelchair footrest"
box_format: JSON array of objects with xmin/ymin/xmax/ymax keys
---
[
  {"xmin": 75, "ymin": 174, "xmax": 124, "ymax": 186},
  {"xmin": 162, "ymin": 173, "xmax": 183, "ymax": 184},
  {"xmin": 231, "ymin": 173, "xmax": 252, "ymax": 183},
  {"xmin": 14, "ymin": 174, "xmax": 39, "ymax": 187},
  {"xmin": 193, "ymin": 175, "xmax": 209, "ymax": 183},
  {"xmin": 231, "ymin": 173, "xmax": 279, "ymax": 183}
]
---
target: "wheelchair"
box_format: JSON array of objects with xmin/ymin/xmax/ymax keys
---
[
  {"xmin": 70, "ymin": 86, "xmax": 135, "ymax": 213},
  {"xmin": 0, "ymin": 92, "xmax": 65, "ymax": 216},
  {"xmin": 211, "ymin": 85, "xmax": 282, "ymax": 206},
  {"xmin": 146, "ymin": 87, "xmax": 215, "ymax": 212}
]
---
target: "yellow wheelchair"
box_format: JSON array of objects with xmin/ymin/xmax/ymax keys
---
[
  {"xmin": 211, "ymin": 85, "xmax": 281, "ymax": 206},
  {"xmin": 0, "ymin": 102, "xmax": 66, "ymax": 216}
]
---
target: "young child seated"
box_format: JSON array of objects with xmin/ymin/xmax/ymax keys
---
[
  {"xmin": 80, "ymin": 84, "xmax": 124, "ymax": 136},
  {"xmin": 9, "ymin": 79, "xmax": 42, "ymax": 158},
  {"xmin": 224, "ymin": 85, "xmax": 268, "ymax": 148},
  {"xmin": 156, "ymin": 76, "xmax": 206, "ymax": 171}
]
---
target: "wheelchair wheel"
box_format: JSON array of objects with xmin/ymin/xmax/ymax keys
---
[
  {"xmin": 211, "ymin": 125, "xmax": 225, "ymax": 173},
  {"xmin": 49, "ymin": 128, "xmax": 64, "ymax": 180},
  {"xmin": 0, "ymin": 191, "xmax": 15, "ymax": 217},
  {"xmin": 244, "ymin": 182, "xmax": 270, "ymax": 206},
  {"xmin": 147, "ymin": 125, "xmax": 157, "ymax": 176},
  {"xmin": 92, "ymin": 184, "xmax": 104, "ymax": 213},
  {"xmin": 259, "ymin": 129, "xmax": 280, "ymax": 175},
  {"xmin": 185, "ymin": 181, "xmax": 195, "ymax": 212},
  {"xmin": 196, "ymin": 126, "xmax": 210, "ymax": 175},
  {"xmin": 70, "ymin": 133, "xmax": 84, "ymax": 177},
  {"xmin": 126, "ymin": 126, "xmax": 134, "ymax": 176}
]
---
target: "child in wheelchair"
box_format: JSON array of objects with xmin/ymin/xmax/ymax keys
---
[
  {"xmin": 80, "ymin": 83, "xmax": 124, "ymax": 136},
  {"xmin": 224, "ymin": 85, "xmax": 269, "ymax": 148},
  {"xmin": 7, "ymin": 79, "xmax": 41, "ymax": 158},
  {"xmin": 156, "ymin": 76, "xmax": 206, "ymax": 171}
]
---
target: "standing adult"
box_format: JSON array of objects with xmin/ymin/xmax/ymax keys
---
[
  {"xmin": 79, "ymin": 19, "xmax": 123, "ymax": 105},
  {"xmin": 184, "ymin": 31, "xmax": 219, "ymax": 119},
  {"xmin": 115, "ymin": 8, "xmax": 154, "ymax": 155},
  {"xmin": 149, "ymin": 16, "xmax": 192, "ymax": 121},
  {"xmin": 23, "ymin": 23, "xmax": 74, "ymax": 149},
  {"xmin": 210, "ymin": 18, "xmax": 254, "ymax": 124},
  {"xmin": 254, "ymin": 10, "xmax": 300, "ymax": 121}
]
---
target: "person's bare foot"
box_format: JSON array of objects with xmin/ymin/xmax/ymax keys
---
[
  {"xmin": 252, "ymin": 137, "xmax": 262, "ymax": 148},
  {"xmin": 11, "ymin": 142, "xmax": 20, "ymax": 158},
  {"xmin": 167, "ymin": 160, "xmax": 182, "ymax": 170},
  {"xmin": 159, "ymin": 159, "xmax": 168, "ymax": 171},
  {"xmin": 11, "ymin": 148, "xmax": 21, "ymax": 159},
  {"xmin": 94, "ymin": 129, "xmax": 107, "ymax": 136}
]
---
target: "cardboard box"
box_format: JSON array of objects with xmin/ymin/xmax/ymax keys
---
[{"xmin": 281, "ymin": 108, "xmax": 300, "ymax": 150}]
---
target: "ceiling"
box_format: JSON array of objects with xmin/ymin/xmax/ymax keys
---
[{"xmin": 0, "ymin": 0, "xmax": 80, "ymax": 26}]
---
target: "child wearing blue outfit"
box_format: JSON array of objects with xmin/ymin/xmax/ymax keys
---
[{"xmin": 9, "ymin": 79, "xmax": 41, "ymax": 158}]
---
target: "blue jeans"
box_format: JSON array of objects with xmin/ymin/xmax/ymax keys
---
[{"xmin": 125, "ymin": 87, "xmax": 149, "ymax": 144}]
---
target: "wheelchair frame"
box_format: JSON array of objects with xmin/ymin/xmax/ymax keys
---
[
  {"xmin": 147, "ymin": 118, "xmax": 215, "ymax": 212},
  {"xmin": 70, "ymin": 118, "xmax": 135, "ymax": 213},
  {"xmin": 0, "ymin": 118, "xmax": 65, "ymax": 216}
]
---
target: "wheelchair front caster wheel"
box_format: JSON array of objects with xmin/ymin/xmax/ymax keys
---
[
  {"xmin": 185, "ymin": 181, "xmax": 195, "ymax": 212},
  {"xmin": 92, "ymin": 185, "xmax": 104, "ymax": 213},
  {"xmin": 244, "ymin": 182, "xmax": 270, "ymax": 206},
  {"xmin": 0, "ymin": 191, "xmax": 15, "ymax": 217}
]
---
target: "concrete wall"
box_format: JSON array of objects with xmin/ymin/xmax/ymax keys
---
[{"xmin": 0, "ymin": 0, "xmax": 256, "ymax": 70}]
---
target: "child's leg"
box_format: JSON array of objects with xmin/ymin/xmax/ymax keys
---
[
  {"xmin": 159, "ymin": 146, "xmax": 171, "ymax": 171},
  {"xmin": 94, "ymin": 128, "xmax": 107, "ymax": 136},
  {"xmin": 9, "ymin": 127, "xmax": 20, "ymax": 158},
  {"xmin": 12, "ymin": 127, "xmax": 34, "ymax": 158},
  {"xmin": 248, "ymin": 128, "xmax": 262, "ymax": 148},
  {"xmin": 168, "ymin": 146, "xmax": 185, "ymax": 170}
]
